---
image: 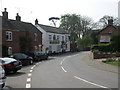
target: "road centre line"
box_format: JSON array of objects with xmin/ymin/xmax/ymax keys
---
[
  {"xmin": 26, "ymin": 83, "xmax": 31, "ymax": 88},
  {"xmin": 61, "ymin": 66, "xmax": 67, "ymax": 72},
  {"xmin": 28, "ymin": 73, "xmax": 32, "ymax": 77},
  {"xmin": 31, "ymin": 67, "xmax": 34, "ymax": 69},
  {"xmin": 61, "ymin": 54, "xmax": 109, "ymax": 89},
  {"xmin": 30, "ymin": 70, "xmax": 33, "ymax": 73},
  {"xmin": 74, "ymin": 76, "xmax": 108, "ymax": 88},
  {"xmin": 27, "ymin": 78, "xmax": 31, "ymax": 82}
]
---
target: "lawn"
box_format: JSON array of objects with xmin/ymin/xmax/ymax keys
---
[{"xmin": 105, "ymin": 61, "xmax": 120, "ymax": 66}]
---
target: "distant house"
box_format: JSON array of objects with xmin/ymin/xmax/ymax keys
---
[
  {"xmin": 2, "ymin": 8, "xmax": 42, "ymax": 57},
  {"xmin": 98, "ymin": 19, "xmax": 119, "ymax": 44},
  {"xmin": 35, "ymin": 19, "xmax": 70, "ymax": 54}
]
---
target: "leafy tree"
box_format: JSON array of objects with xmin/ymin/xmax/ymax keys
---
[
  {"xmin": 76, "ymin": 35, "xmax": 93, "ymax": 47},
  {"xmin": 60, "ymin": 14, "xmax": 93, "ymax": 42},
  {"xmin": 110, "ymin": 35, "xmax": 120, "ymax": 52}
]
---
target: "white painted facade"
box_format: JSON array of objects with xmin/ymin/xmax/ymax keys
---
[{"xmin": 35, "ymin": 24, "xmax": 70, "ymax": 54}]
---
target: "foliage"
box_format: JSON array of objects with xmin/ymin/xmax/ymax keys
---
[
  {"xmin": 20, "ymin": 36, "xmax": 33, "ymax": 54},
  {"xmin": 102, "ymin": 58, "xmax": 120, "ymax": 66},
  {"xmin": 90, "ymin": 30, "xmax": 99, "ymax": 44},
  {"xmin": 60, "ymin": 14, "xmax": 93, "ymax": 42},
  {"xmin": 110, "ymin": 35, "xmax": 120, "ymax": 52},
  {"xmin": 76, "ymin": 35, "xmax": 93, "ymax": 47},
  {"xmin": 91, "ymin": 44, "xmax": 112, "ymax": 53},
  {"xmin": 92, "ymin": 34, "xmax": 120, "ymax": 53},
  {"xmin": 99, "ymin": 15, "xmax": 120, "ymax": 28}
]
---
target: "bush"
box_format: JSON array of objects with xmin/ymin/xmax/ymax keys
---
[
  {"xmin": 91, "ymin": 44, "xmax": 112, "ymax": 53},
  {"xmin": 102, "ymin": 58, "xmax": 114, "ymax": 63}
]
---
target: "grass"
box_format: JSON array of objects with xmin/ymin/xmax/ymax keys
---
[
  {"xmin": 102, "ymin": 58, "xmax": 120, "ymax": 66},
  {"xmin": 105, "ymin": 61, "xmax": 120, "ymax": 66}
]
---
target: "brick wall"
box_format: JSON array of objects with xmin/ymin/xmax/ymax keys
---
[{"xmin": 2, "ymin": 29, "xmax": 42, "ymax": 57}]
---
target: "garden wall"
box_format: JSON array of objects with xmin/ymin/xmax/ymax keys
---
[{"xmin": 93, "ymin": 53, "xmax": 120, "ymax": 59}]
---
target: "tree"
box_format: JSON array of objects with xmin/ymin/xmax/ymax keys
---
[
  {"xmin": 110, "ymin": 35, "xmax": 120, "ymax": 52},
  {"xmin": 76, "ymin": 35, "xmax": 93, "ymax": 47},
  {"xmin": 60, "ymin": 14, "xmax": 93, "ymax": 42},
  {"xmin": 99, "ymin": 15, "xmax": 120, "ymax": 28}
]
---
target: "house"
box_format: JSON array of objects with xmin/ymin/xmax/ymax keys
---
[
  {"xmin": 1, "ymin": 8, "xmax": 42, "ymax": 57},
  {"xmin": 98, "ymin": 19, "xmax": 119, "ymax": 44},
  {"xmin": 35, "ymin": 19, "xmax": 70, "ymax": 54}
]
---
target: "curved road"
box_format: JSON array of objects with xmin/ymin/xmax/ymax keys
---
[{"xmin": 25, "ymin": 52, "xmax": 118, "ymax": 89}]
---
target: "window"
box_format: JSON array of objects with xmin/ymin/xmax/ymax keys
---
[
  {"xmin": 53, "ymin": 35, "xmax": 56, "ymax": 40},
  {"xmin": 6, "ymin": 31, "xmax": 12, "ymax": 41},
  {"xmin": 57, "ymin": 35, "xmax": 59, "ymax": 40},
  {"xmin": 62, "ymin": 36, "xmax": 64, "ymax": 41},
  {"xmin": 34, "ymin": 33, "xmax": 38, "ymax": 41},
  {"xmin": 8, "ymin": 47, "xmax": 12, "ymax": 55},
  {"xmin": 49, "ymin": 35, "xmax": 52, "ymax": 41},
  {"xmin": 100, "ymin": 35, "xmax": 110, "ymax": 42}
]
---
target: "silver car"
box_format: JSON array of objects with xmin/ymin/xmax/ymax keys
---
[{"xmin": 0, "ymin": 62, "xmax": 6, "ymax": 89}]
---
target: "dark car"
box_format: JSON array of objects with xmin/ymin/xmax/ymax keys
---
[
  {"xmin": 0, "ymin": 58, "xmax": 22, "ymax": 74},
  {"xmin": 9, "ymin": 53, "xmax": 33, "ymax": 66},
  {"xmin": 28, "ymin": 51, "xmax": 48, "ymax": 61}
]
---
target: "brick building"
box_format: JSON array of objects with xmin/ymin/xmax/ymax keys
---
[
  {"xmin": 2, "ymin": 8, "xmax": 42, "ymax": 57},
  {"xmin": 98, "ymin": 19, "xmax": 120, "ymax": 44}
]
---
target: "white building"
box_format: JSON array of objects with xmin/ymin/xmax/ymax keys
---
[{"xmin": 35, "ymin": 19, "xmax": 70, "ymax": 54}]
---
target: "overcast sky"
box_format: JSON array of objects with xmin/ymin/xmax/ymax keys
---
[{"xmin": 0, "ymin": 0, "xmax": 119, "ymax": 26}]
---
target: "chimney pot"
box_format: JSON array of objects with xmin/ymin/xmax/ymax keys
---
[
  {"xmin": 2, "ymin": 8, "xmax": 8, "ymax": 19},
  {"xmin": 108, "ymin": 19, "xmax": 113, "ymax": 26},
  {"xmin": 35, "ymin": 19, "xmax": 38, "ymax": 25},
  {"xmin": 16, "ymin": 13, "xmax": 21, "ymax": 21}
]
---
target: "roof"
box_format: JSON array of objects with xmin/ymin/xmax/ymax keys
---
[
  {"xmin": 1, "ymin": 16, "xmax": 40, "ymax": 33},
  {"xmin": 98, "ymin": 25, "xmax": 117, "ymax": 35},
  {"xmin": 38, "ymin": 24, "xmax": 69, "ymax": 34}
]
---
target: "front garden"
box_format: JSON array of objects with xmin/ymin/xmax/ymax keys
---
[
  {"xmin": 91, "ymin": 35, "xmax": 120, "ymax": 66},
  {"xmin": 102, "ymin": 57, "xmax": 120, "ymax": 66}
]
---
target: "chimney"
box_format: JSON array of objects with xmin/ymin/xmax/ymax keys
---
[
  {"xmin": 108, "ymin": 19, "xmax": 113, "ymax": 26},
  {"xmin": 16, "ymin": 13, "xmax": 21, "ymax": 21},
  {"xmin": 35, "ymin": 19, "xmax": 38, "ymax": 25},
  {"xmin": 2, "ymin": 8, "xmax": 8, "ymax": 19}
]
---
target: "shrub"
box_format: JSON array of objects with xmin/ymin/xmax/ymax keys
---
[
  {"xmin": 91, "ymin": 44, "xmax": 112, "ymax": 53},
  {"xmin": 102, "ymin": 58, "xmax": 114, "ymax": 63}
]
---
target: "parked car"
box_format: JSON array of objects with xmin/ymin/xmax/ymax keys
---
[
  {"xmin": 28, "ymin": 51, "xmax": 48, "ymax": 61},
  {"xmin": 0, "ymin": 58, "xmax": 22, "ymax": 74},
  {"xmin": 0, "ymin": 62, "xmax": 6, "ymax": 89},
  {"xmin": 9, "ymin": 53, "xmax": 33, "ymax": 65}
]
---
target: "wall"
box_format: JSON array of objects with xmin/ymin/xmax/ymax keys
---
[{"xmin": 2, "ymin": 29, "xmax": 42, "ymax": 57}]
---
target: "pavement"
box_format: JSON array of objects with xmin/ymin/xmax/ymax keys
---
[{"xmin": 82, "ymin": 51, "xmax": 119, "ymax": 74}]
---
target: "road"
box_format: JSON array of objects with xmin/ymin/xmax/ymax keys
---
[{"xmin": 4, "ymin": 51, "xmax": 119, "ymax": 89}]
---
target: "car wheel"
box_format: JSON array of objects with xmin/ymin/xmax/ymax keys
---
[
  {"xmin": 2, "ymin": 83, "xmax": 5, "ymax": 88},
  {"xmin": 13, "ymin": 70, "xmax": 17, "ymax": 73}
]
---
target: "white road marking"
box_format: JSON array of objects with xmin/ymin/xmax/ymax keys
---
[
  {"xmin": 74, "ymin": 76, "xmax": 108, "ymax": 88},
  {"xmin": 67, "ymin": 56, "xmax": 72, "ymax": 58},
  {"xmin": 31, "ymin": 67, "xmax": 34, "ymax": 69},
  {"xmin": 73, "ymin": 55, "xmax": 77, "ymax": 57},
  {"xmin": 26, "ymin": 84, "xmax": 31, "ymax": 88},
  {"xmin": 61, "ymin": 66, "xmax": 67, "ymax": 72},
  {"xmin": 27, "ymin": 78, "xmax": 31, "ymax": 82},
  {"xmin": 30, "ymin": 70, "xmax": 33, "ymax": 73},
  {"xmin": 28, "ymin": 73, "xmax": 32, "ymax": 77},
  {"xmin": 60, "ymin": 61, "xmax": 63, "ymax": 65}
]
